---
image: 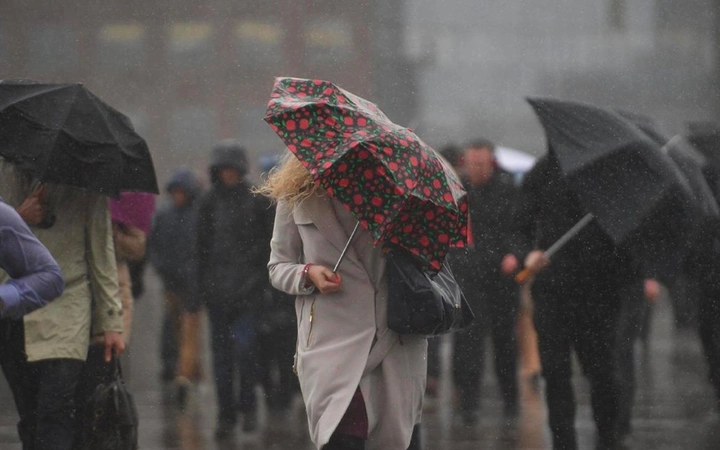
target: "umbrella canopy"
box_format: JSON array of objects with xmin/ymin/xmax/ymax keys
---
[
  {"xmin": 0, "ymin": 81, "xmax": 158, "ymax": 196},
  {"xmin": 265, "ymin": 77, "xmax": 468, "ymax": 270},
  {"xmin": 527, "ymin": 97, "xmax": 696, "ymax": 247},
  {"xmin": 109, "ymin": 192, "xmax": 156, "ymax": 234},
  {"xmin": 618, "ymin": 111, "xmax": 719, "ymax": 220}
]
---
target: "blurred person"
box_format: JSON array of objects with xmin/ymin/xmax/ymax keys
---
[
  {"xmin": 255, "ymin": 155, "xmax": 300, "ymax": 414},
  {"xmin": 0, "ymin": 158, "xmax": 125, "ymax": 450},
  {"xmin": 615, "ymin": 279, "xmax": 657, "ymax": 440},
  {"xmin": 0, "ymin": 198, "xmax": 64, "ymax": 319},
  {"xmin": 262, "ymin": 152, "xmax": 426, "ymax": 450},
  {"xmin": 684, "ymin": 197, "xmax": 720, "ymax": 414},
  {"xmin": 518, "ymin": 153, "xmax": 656, "ymax": 450},
  {"xmin": 451, "ymin": 139, "xmax": 523, "ymax": 423},
  {"xmin": 148, "ymin": 168, "xmax": 204, "ymax": 400},
  {"xmin": 197, "ymin": 141, "xmax": 274, "ymax": 438}
]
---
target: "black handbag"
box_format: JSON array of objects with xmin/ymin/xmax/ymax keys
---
[
  {"xmin": 386, "ymin": 246, "xmax": 474, "ymax": 336},
  {"xmin": 80, "ymin": 355, "xmax": 139, "ymax": 450}
]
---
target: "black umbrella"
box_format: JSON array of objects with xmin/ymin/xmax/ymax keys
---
[
  {"xmin": 0, "ymin": 81, "xmax": 158, "ymax": 196},
  {"xmin": 618, "ymin": 111, "xmax": 719, "ymax": 220},
  {"xmin": 516, "ymin": 98, "xmax": 697, "ymax": 283}
]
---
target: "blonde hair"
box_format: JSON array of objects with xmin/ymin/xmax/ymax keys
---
[{"xmin": 255, "ymin": 151, "xmax": 321, "ymax": 206}]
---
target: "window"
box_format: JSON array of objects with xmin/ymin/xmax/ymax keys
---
[
  {"xmin": 234, "ymin": 20, "xmax": 283, "ymax": 67},
  {"xmin": 98, "ymin": 24, "xmax": 146, "ymax": 70},
  {"xmin": 27, "ymin": 25, "xmax": 78, "ymax": 74},
  {"xmin": 168, "ymin": 22, "xmax": 214, "ymax": 67},
  {"xmin": 304, "ymin": 17, "xmax": 352, "ymax": 65},
  {"xmin": 169, "ymin": 106, "xmax": 216, "ymax": 153}
]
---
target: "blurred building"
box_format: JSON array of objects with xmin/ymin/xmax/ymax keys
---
[
  {"xmin": 406, "ymin": 0, "xmax": 720, "ymax": 152},
  {"xmin": 0, "ymin": 0, "xmax": 417, "ymax": 180}
]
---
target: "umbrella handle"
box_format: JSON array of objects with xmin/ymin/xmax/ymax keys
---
[{"xmin": 515, "ymin": 267, "xmax": 535, "ymax": 285}]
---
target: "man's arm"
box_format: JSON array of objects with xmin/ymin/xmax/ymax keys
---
[
  {"xmin": 0, "ymin": 202, "xmax": 64, "ymax": 319},
  {"xmin": 86, "ymin": 194, "xmax": 125, "ymax": 361}
]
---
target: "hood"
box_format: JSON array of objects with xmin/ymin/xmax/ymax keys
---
[
  {"xmin": 210, "ymin": 140, "xmax": 249, "ymax": 185},
  {"xmin": 165, "ymin": 167, "xmax": 201, "ymax": 199}
]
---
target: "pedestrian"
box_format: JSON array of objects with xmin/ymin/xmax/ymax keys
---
[
  {"xmin": 197, "ymin": 140, "xmax": 274, "ymax": 438},
  {"xmin": 109, "ymin": 192, "xmax": 155, "ymax": 344},
  {"xmin": 0, "ymin": 158, "xmax": 125, "ymax": 450},
  {"xmin": 451, "ymin": 139, "xmax": 523, "ymax": 423},
  {"xmin": 148, "ymin": 168, "xmax": 204, "ymax": 402},
  {"xmin": 254, "ymin": 155, "xmax": 300, "ymax": 415},
  {"xmin": 517, "ymin": 153, "xmax": 655, "ymax": 450},
  {"xmin": 0, "ymin": 199, "xmax": 64, "ymax": 318},
  {"xmin": 684, "ymin": 205, "xmax": 720, "ymax": 414},
  {"xmin": 261, "ymin": 152, "xmax": 426, "ymax": 450}
]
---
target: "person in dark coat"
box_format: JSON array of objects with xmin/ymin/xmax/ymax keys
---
[
  {"xmin": 451, "ymin": 140, "xmax": 522, "ymax": 423},
  {"xmin": 683, "ymin": 164, "xmax": 720, "ymax": 414},
  {"xmin": 148, "ymin": 168, "xmax": 203, "ymax": 400},
  {"xmin": 517, "ymin": 153, "xmax": 654, "ymax": 450},
  {"xmin": 197, "ymin": 140, "xmax": 274, "ymax": 438}
]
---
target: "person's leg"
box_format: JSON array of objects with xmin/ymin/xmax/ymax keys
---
[
  {"xmin": 207, "ymin": 306, "xmax": 237, "ymax": 435},
  {"xmin": 452, "ymin": 322, "xmax": 485, "ymax": 422},
  {"xmin": 533, "ymin": 291, "xmax": 577, "ymax": 450},
  {"xmin": 0, "ymin": 319, "xmax": 40, "ymax": 449},
  {"xmin": 615, "ymin": 282, "xmax": 645, "ymax": 437},
  {"xmin": 489, "ymin": 283, "xmax": 520, "ymax": 414},
  {"xmin": 74, "ymin": 345, "xmax": 110, "ymax": 447},
  {"xmin": 33, "ymin": 358, "xmax": 84, "ymax": 450},
  {"xmin": 160, "ymin": 291, "xmax": 182, "ymax": 381},
  {"xmin": 575, "ymin": 291, "xmax": 621, "ymax": 450},
  {"xmin": 698, "ymin": 291, "xmax": 720, "ymax": 409},
  {"xmin": 324, "ymin": 388, "xmax": 368, "ymax": 450}
]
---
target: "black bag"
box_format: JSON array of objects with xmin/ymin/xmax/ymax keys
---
[
  {"xmin": 386, "ymin": 246, "xmax": 474, "ymax": 336},
  {"xmin": 80, "ymin": 355, "xmax": 139, "ymax": 450}
]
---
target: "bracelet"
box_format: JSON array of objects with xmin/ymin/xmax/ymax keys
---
[{"xmin": 302, "ymin": 263, "xmax": 314, "ymax": 289}]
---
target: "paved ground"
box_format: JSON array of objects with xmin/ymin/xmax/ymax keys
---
[{"xmin": 2, "ymin": 273, "xmax": 720, "ymax": 449}]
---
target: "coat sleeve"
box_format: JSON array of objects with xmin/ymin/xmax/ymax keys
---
[
  {"xmin": 86, "ymin": 194, "xmax": 124, "ymax": 334},
  {"xmin": 267, "ymin": 201, "xmax": 314, "ymax": 296}
]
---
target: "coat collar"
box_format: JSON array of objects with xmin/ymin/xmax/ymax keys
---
[{"xmin": 299, "ymin": 194, "xmax": 363, "ymax": 272}]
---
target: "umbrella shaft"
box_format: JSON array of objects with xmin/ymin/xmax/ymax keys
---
[
  {"xmin": 333, "ymin": 222, "xmax": 361, "ymax": 273},
  {"xmin": 545, "ymin": 213, "xmax": 594, "ymax": 259}
]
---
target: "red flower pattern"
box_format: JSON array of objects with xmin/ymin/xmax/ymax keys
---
[{"xmin": 264, "ymin": 77, "xmax": 469, "ymax": 270}]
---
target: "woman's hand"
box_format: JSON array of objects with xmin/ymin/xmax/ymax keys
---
[{"xmin": 307, "ymin": 265, "xmax": 343, "ymax": 294}]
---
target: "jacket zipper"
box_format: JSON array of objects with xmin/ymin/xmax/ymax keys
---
[{"xmin": 307, "ymin": 299, "xmax": 316, "ymax": 347}]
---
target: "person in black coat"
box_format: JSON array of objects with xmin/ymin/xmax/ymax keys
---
[
  {"xmin": 451, "ymin": 140, "xmax": 523, "ymax": 423},
  {"xmin": 683, "ymin": 164, "xmax": 720, "ymax": 414},
  {"xmin": 196, "ymin": 140, "xmax": 274, "ymax": 439},
  {"xmin": 517, "ymin": 153, "xmax": 654, "ymax": 450}
]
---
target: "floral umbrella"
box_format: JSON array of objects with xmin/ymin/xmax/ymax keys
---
[{"xmin": 264, "ymin": 77, "xmax": 468, "ymax": 270}]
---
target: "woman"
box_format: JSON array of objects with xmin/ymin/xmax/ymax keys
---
[{"xmin": 260, "ymin": 153, "xmax": 426, "ymax": 450}]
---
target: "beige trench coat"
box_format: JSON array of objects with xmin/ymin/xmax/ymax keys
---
[{"xmin": 268, "ymin": 194, "xmax": 427, "ymax": 450}]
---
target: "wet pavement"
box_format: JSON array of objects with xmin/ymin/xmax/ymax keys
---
[{"xmin": 2, "ymin": 274, "xmax": 720, "ymax": 449}]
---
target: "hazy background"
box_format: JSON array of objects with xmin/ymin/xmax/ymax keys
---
[{"xmin": 2, "ymin": 0, "xmax": 719, "ymax": 184}]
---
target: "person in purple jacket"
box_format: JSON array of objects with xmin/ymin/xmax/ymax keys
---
[{"xmin": 0, "ymin": 199, "xmax": 64, "ymax": 319}]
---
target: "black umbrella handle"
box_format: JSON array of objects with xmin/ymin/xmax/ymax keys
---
[{"xmin": 515, "ymin": 213, "xmax": 594, "ymax": 285}]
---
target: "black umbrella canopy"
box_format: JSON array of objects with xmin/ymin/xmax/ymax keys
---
[
  {"xmin": 527, "ymin": 97, "xmax": 695, "ymax": 246},
  {"xmin": 618, "ymin": 111, "xmax": 718, "ymax": 219},
  {"xmin": 0, "ymin": 81, "xmax": 158, "ymax": 196}
]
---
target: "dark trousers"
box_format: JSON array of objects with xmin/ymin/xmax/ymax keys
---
[
  {"xmin": 615, "ymin": 282, "xmax": 649, "ymax": 436},
  {"xmin": 532, "ymin": 281, "xmax": 621, "ymax": 450},
  {"xmin": 207, "ymin": 306, "xmax": 257, "ymax": 427},
  {"xmin": 698, "ymin": 289, "xmax": 720, "ymax": 406},
  {"xmin": 255, "ymin": 324, "xmax": 298, "ymax": 411},
  {"xmin": 453, "ymin": 281, "xmax": 519, "ymax": 413},
  {"xmin": 0, "ymin": 319, "xmax": 84, "ymax": 450}
]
